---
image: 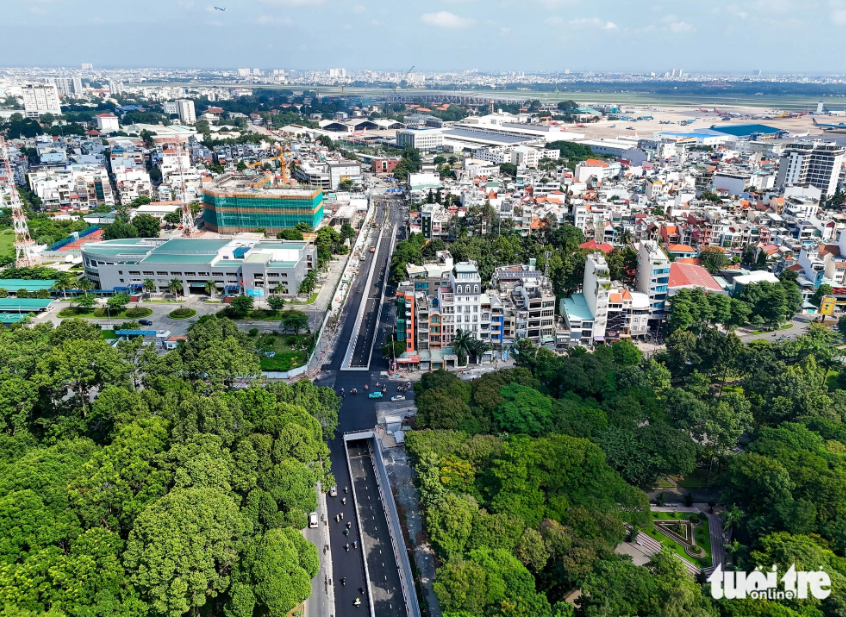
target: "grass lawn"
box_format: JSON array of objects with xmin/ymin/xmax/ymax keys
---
[
  {"xmin": 750, "ymin": 323, "xmax": 793, "ymax": 335},
  {"xmin": 287, "ymin": 292, "xmax": 320, "ymax": 305},
  {"xmin": 168, "ymin": 308, "xmax": 197, "ymax": 319},
  {"xmin": 640, "ymin": 511, "xmax": 712, "ymax": 568},
  {"xmin": 0, "ymin": 230, "xmax": 14, "ymax": 257},
  {"xmin": 218, "ymin": 308, "xmax": 289, "ymax": 321},
  {"xmin": 652, "ymin": 476, "xmax": 675, "ymax": 489},
  {"xmin": 674, "ymin": 468, "xmax": 720, "ymax": 489},
  {"xmin": 102, "ymin": 330, "xmax": 118, "ymax": 340},
  {"xmin": 256, "ymin": 333, "xmax": 314, "ymax": 371},
  {"xmin": 57, "ymin": 307, "xmax": 153, "ymax": 320}
]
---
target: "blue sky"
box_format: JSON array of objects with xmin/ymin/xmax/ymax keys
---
[{"xmin": 5, "ymin": 0, "xmax": 846, "ymax": 73}]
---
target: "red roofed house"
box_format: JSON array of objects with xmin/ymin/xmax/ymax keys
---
[
  {"xmin": 579, "ymin": 239, "xmax": 614, "ymax": 254},
  {"xmin": 668, "ymin": 262, "xmax": 727, "ymax": 297},
  {"xmin": 665, "ymin": 243, "xmax": 697, "ymax": 259},
  {"xmin": 94, "ymin": 113, "xmax": 119, "ymax": 133}
]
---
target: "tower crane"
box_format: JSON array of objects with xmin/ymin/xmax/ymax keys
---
[
  {"xmin": 394, "ymin": 65, "xmax": 415, "ymax": 92},
  {"xmin": 0, "ymin": 138, "xmax": 38, "ymax": 268}
]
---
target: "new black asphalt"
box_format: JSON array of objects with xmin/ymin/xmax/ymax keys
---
[{"xmin": 317, "ymin": 197, "xmax": 410, "ymax": 617}]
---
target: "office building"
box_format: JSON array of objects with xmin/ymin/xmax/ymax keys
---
[
  {"xmin": 163, "ymin": 101, "xmax": 179, "ymax": 115},
  {"xmin": 201, "ymin": 175, "xmax": 324, "ymax": 234},
  {"xmin": 396, "ymin": 129, "xmax": 444, "ymax": 152},
  {"xmin": 776, "ymin": 142, "xmax": 846, "ymax": 196},
  {"xmin": 94, "ymin": 113, "xmax": 119, "ymax": 133},
  {"xmin": 637, "ymin": 240, "xmax": 671, "ymax": 319},
  {"xmin": 80, "ymin": 237, "xmax": 316, "ymax": 296},
  {"xmin": 177, "ymin": 100, "xmax": 196, "ymax": 125},
  {"xmin": 21, "ymin": 84, "xmax": 61, "ymax": 118}
]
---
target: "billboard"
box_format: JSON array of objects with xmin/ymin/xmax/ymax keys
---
[
  {"xmin": 246, "ymin": 288, "xmax": 265, "ymax": 297},
  {"xmin": 820, "ymin": 296, "xmax": 836, "ymax": 316}
]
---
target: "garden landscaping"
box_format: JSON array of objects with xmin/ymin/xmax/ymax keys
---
[
  {"xmin": 254, "ymin": 332, "xmax": 315, "ymax": 371},
  {"xmin": 639, "ymin": 511, "xmax": 712, "ymax": 568},
  {"xmin": 57, "ymin": 306, "xmax": 152, "ymax": 319},
  {"xmin": 168, "ymin": 308, "xmax": 196, "ymax": 319}
]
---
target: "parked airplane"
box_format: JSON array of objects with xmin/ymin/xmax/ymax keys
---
[{"xmin": 813, "ymin": 118, "xmax": 846, "ymax": 129}]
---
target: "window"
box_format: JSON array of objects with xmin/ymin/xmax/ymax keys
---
[
  {"xmin": 129, "ymin": 271, "xmax": 140, "ymax": 275},
  {"xmin": 475, "ymin": 285, "xmax": 479, "ymax": 293},
  {"xmin": 170, "ymin": 272, "xmax": 182, "ymax": 276},
  {"xmin": 457, "ymin": 285, "xmax": 462, "ymax": 293},
  {"xmin": 184, "ymin": 272, "xmax": 196, "ymax": 276},
  {"xmin": 118, "ymin": 270, "xmax": 123, "ymax": 275},
  {"xmin": 143, "ymin": 271, "xmax": 154, "ymax": 276}
]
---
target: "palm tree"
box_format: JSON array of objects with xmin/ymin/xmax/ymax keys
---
[
  {"xmin": 76, "ymin": 277, "xmax": 93, "ymax": 297},
  {"xmin": 167, "ymin": 278, "xmax": 183, "ymax": 297},
  {"xmin": 469, "ymin": 340, "xmax": 491, "ymax": 364},
  {"xmin": 451, "ymin": 328, "xmax": 472, "ymax": 362},
  {"xmin": 204, "ymin": 279, "xmax": 217, "ymax": 298},
  {"xmin": 142, "ymin": 278, "xmax": 156, "ymax": 298},
  {"xmin": 52, "ymin": 272, "xmax": 75, "ymax": 299},
  {"xmin": 273, "ymin": 282, "xmax": 287, "ymax": 296}
]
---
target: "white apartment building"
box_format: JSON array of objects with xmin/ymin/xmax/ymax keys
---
[
  {"xmin": 94, "ymin": 113, "xmax": 120, "ymax": 133},
  {"xmin": 163, "ymin": 101, "xmax": 179, "ymax": 115},
  {"xmin": 637, "ymin": 240, "xmax": 671, "ymax": 319},
  {"xmin": 159, "ymin": 148, "xmax": 192, "ymax": 181},
  {"xmin": 113, "ymin": 168, "xmax": 152, "ymax": 205},
  {"xmin": 177, "ymin": 100, "xmax": 196, "ymax": 125},
  {"xmin": 776, "ymin": 142, "xmax": 846, "ymax": 196},
  {"xmin": 22, "ymin": 84, "xmax": 61, "ymax": 118},
  {"xmin": 47, "ymin": 76, "xmax": 83, "ymax": 98},
  {"xmin": 583, "ymin": 252, "xmax": 610, "ymax": 340},
  {"xmin": 396, "ymin": 129, "xmax": 444, "ymax": 152},
  {"xmin": 449, "ymin": 262, "xmax": 482, "ymax": 339}
]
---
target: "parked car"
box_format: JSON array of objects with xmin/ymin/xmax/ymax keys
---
[
  {"xmin": 139, "ymin": 319, "xmax": 153, "ymax": 326},
  {"xmin": 330, "ymin": 485, "xmax": 337, "ymax": 497},
  {"xmin": 308, "ymin": 512, "xmax": 318, "ymax": 528},
  {"xmin": 391, "ymin": 395, "xmax": 405, "ymax": 402},
  {"xmin": 369, "ymin": 391, "xmax": 383, "ymax": 399}
]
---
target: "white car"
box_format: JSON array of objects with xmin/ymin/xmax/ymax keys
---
[
  {"xmin": 330, "ymin": 485, "xmax": 337, "ymax": 497},
  {"xmin": 308, "ymin": 512, "xmax": 318, "ymax": 528},
  {"xmin": 391, "ymin": 395, "xmax": 406, "ymax": 402}
]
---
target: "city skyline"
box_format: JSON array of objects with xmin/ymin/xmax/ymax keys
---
[{"xmin": 6, "ymin": 0, "xmax": 846, "ymax": 72}]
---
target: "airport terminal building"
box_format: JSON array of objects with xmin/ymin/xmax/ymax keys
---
[
  {"xmin": 81, "ymin": 237, "xmax": 316, "ymax": 297},
  {"xmin": 201, "ymin": 175, "xmax": 324, "ymax": 234}
]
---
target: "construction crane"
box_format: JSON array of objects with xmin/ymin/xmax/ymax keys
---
[
  {"xmin": 0, "ymin": 137, "xmax": 38, "ymax": 268},
  {"xmin": 394, "ymin": 65, "xmax": 415, "ymax": 92}
]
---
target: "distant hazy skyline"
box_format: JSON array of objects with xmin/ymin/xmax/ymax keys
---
[{"xmin": 5, "ymin": 0, "xmax": 846, "ymax": 73}]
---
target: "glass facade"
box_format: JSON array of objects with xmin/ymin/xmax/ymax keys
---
[{"xmin": 202, "ymin": 190, "xmax": 324, "ymax": 233}]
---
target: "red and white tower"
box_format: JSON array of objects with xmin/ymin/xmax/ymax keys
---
[
  {"xmin": 0, "ymin": 138, "xmax": 38, "ymax": 268},
  {"xmin": 176, "ymin": 141, "xmax": 196, "ymax": 237}
]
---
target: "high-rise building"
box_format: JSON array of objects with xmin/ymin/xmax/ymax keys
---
[
  {"xmin": 108, "ymin": 80, "xmax": 123, "ymax": 96},
  {"xmin": 237, "ymin": 68, "xmax": 251, "ymax": 77},
  {"xmin": 583, "ymin": 252, "xmax": 610, "ymax": 340},
  {"xmin": 47, "ymin": 76, "xmax": 83, "ymax": 97},
  {"xmin": 81, "ymin": 63, "xmax": 93, "ymax": 70},
  {"xmin": 21, "ymin": 84, "xmax": 61, "ymax": 118},
  {"xmin": 637, "ymin": 240, "xmax": 671, "ymax": 320},
  {"xmin": 176, "ymin": 100, "xmax": 196, "ymax": 124},
  {"xmin": 163, "ymin": 101, "xmax": 179, "ymax": 115},
  {"xmin": 776, "ymin": 142, "xmax": 846, "ymax": 196}
]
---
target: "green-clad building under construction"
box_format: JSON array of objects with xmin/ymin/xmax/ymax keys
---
[{"xmin": 202, "ymin": 175, "xmax": 324, "ymax": 234}]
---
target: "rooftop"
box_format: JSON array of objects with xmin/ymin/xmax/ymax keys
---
[
  {"xmin": 668, "ymin": 262, "xmax": 724, "ymax": 292},
  {"xmin": 561, "ymin": 293, "xmax": 594, "ymax": 321}
]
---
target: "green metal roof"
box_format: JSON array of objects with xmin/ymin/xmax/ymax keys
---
[
  {"xmin": 255, "ymin": 241, "xmax": 307, "ymax": 250},
  {"xmin": 0, "ymin": 279, "xmax": 57, "ymax": 291},
  {"xmin": 157, "ymin": 238, "xmax": 229, "ymax": 253},
  {"xmin": 140, "ymin": 253, "xmax": 216, "ymax": 265},
  {"xmin": 268, "ymin": 261, "xmax": 299, "ymax": 268},
  {"xmin": 0, "ymin": 314, "xmax": 25, "ymax": 323},
  {"xmin": 0, "ymin": 298, "xmax": 53, "ymax": 311}
]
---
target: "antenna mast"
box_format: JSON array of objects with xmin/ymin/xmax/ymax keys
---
[
  {"xmin": 176, "ymin": 141, "xmax": 196, "ymax": 237},
  {"xmin": 0, "ymin": 138, "xmax": 38, "ymax": 268}
]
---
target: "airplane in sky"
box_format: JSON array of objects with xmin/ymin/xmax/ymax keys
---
[
  {"xmin": 813, "ymin": 118, "xmax": 846, "ymax": 130},
  {"xmin": 214, "ymin": 6, "xmax": 226, "ymax": 11}
]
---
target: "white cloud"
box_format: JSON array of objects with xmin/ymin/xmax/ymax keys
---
[
  {"xmin": 545, "ymin": 16, "xmax": 564, "ymax": 24},
  {"xmin": 176, "ymin": 0, "xmax": 194, "ymax": 8},
  {"xmin": 420, "ymin": 11, "xmax": 476, "ymax": 28},
  {"xmin": 669, "ymin": 21, "xmax": 693, "ymax": 32},
  {"xmin": 834, "ymin": 9, "xmax": 846, "ymax": 24},
  {"xmin": 255, "ymin": 15, "xmax": 293, "ymax": 24},
  {"xmin": 29, "ymin": 6, "xmax": 47, "ymax": 13},
  {"xmin": 259, "ymin": 0, "xmax": 322, "ymax": 5},
  {"xmin": 500, "ymin": 26, "xmax": 511, "ymax": 34},
  {"xmin": 569, "ymin": 17, "xmax": 617, "ymax": 29},
  {"xmin": 352, "ymin": 4, "xmax": 366, "ymax": 12},
  {"xmin": 370, "ymin": 19, "xmax": 380, "ymax": 25},
  {"xmin": 88, "ymin": 16, "xmax": 104, "ymax": 23}
]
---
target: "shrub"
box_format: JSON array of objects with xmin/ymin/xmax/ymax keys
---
[
  {"xmin": 125, "ymin": 307, "xmax": 151, "ymax": 318},
  {"xmin": 248, "ymin": 328, "xmax": 259, "ymax": 337},
  {"xmin": 169, "ymin": 307, "xmax": 195, "ymax": 318}
]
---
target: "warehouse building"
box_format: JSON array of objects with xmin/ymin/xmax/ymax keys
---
[
  {"xmin": 201, "ymin": 174, "xmax": 324, "ymax": 234},
  {"xmin": 80, "ymin": 237, "xmax": 316, "ymax": 297}
]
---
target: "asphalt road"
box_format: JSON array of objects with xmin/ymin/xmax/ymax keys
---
[{"xmin": 317, "ymin": 196, "xmax": 411, "ymax": 617}]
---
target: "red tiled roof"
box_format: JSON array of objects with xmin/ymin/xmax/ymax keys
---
[
  {"xmin": 666, "ymin": 243, "xmax": 695, "ymax": 253},
  {"xmin": 579, "ymin": 239, "xmax": 614, "ymax": 254},
  {"xmin": 668, "ymin": 262, "xmax": 723, "ymax": 292}
]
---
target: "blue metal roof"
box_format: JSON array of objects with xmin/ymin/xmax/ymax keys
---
[
  {"xmin": 708, "ymin": 123, "xmax": 780, "ymax": 137},
  {"xmin": 114, "ymin": 329, "xmax": 156, "ymax": 336}
]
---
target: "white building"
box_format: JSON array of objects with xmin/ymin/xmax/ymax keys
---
[
  {"xmin": 47, "ymin": 76, "xmax": 83, "ymax": 98},
  {"xmin": 94, "ymin": 113, "xmax": 120, "ymax": 133},
  {"xmin": 177, "ymin": 100, "xmax": 196, "ymax": 125},
  {"xmin": 583, "ymin": 252, "xmax": 610, "ymax": 340},
  {"xmin": 396, "ymin": 129, "xmax": 444, "ymax": 152},
  {"xmin": 27, "ymin": 165, "xmax": 115, "ymax": 210},
  {"xmin": 637, "ymin": 240, "xmax": 671, "ymax": 320},
  {"xmin": 21, "ymin": 84, "xmax": 61, "ymax": 118},
  {"xmin": 114, "ymin": 168, "xmax": 153, "ymax": 205},
  {"xmin": 776, "ymin": 142, "xmax": 846, "ymax": 196},
  {"xmin": 449, "ymin": 262, "xmax": 483, "ymax": 339},
  {"xmin": 163, "ymin": 101, "xmax": 179, "ymax": 115}
]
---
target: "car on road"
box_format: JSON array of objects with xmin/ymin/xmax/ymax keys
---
[
  {"xmin": 330, "ymin": 485, "xmax": 337, "ymax": 497},
  {"xmin": 391, "ymin": 395, "xmax": 405, "ymax": 402},
  {"xmin": 139, "ymin": 319, "xmax": 153, "ymax": 326},
  {"xmin": 308, "ymin": 512, "xmax": 318, "ymax": 528},
  {"xmin": 368, "ymin": 391, "xmax": 383, "ymax": 399}
]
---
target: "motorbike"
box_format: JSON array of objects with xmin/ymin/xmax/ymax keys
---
[
  {"xmin": 343, "ymin": 528, "xmax": 349, "ymax": 536},
  {"xmin": 342, "ymin": 498, "xmax": 346, "ymax": 505},
  {"xmin": 344, "ymin": 487, "xmax": 348, "ymax": 493},
  {"xmin": 335, "ymin": 514, "xmax": 340, "ymax": 523},
  {"xmin": 345, "ymin": 543, "xmax": 350, "ymax": 552},
  {"xmin": 346, "ymin": 522, "xmax": 351, "ymax": 529},
  {"xmin": 351, "ymin": 388, "xmax": 357, "ymax": 394},
  {"xmin": 353, "ymin": 541, "xmax": 358, "ymax": 549},
  {"xmin": 341, "ymin": 578, "xmax": 346, "ymax": 586},
  {"xmin": 354, "ymin": 598, "xmax": 361, "ymax": 608},
  {"xmin": 364, "ymin": 384, "xmax": 368, "ymax": 390}
]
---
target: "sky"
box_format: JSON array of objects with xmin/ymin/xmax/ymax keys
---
[{"xmin": 4, "ymin": 0, "xmax": 846, "ymax": 73}]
